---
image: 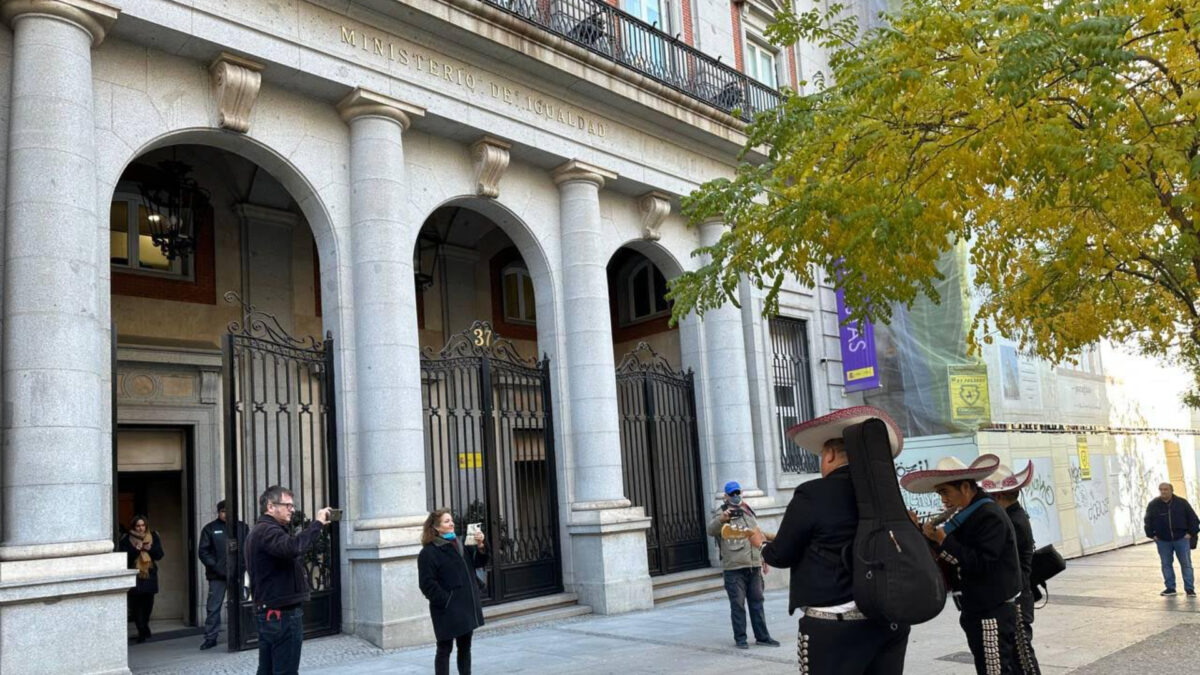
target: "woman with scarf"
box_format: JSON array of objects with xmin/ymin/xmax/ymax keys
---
[
  {"xmin": 417, "ymin": 509, "xmax": 488, "ymax": 675},
  {"xmin": 119, "ymin": 514, "xmax": 164, "ymax": 643}
]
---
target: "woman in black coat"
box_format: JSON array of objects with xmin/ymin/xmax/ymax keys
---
[
  {"xmin": 418, "ymin": 508, "xmax": 488, "ymax": 675},
  {"xmin": 118, "ymin": 514, "xmax": 164, "ymax": 643}
]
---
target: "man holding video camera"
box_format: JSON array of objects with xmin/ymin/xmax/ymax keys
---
[
  {"xmin": 707, "ymin": 480, "xmax": 779, "ymax": 650},
  {"xmin": 246, "ymin": 485, "xmax": 335, "ymax": 674}
]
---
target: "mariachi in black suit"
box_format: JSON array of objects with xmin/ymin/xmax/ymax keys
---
[{"xmin": 937, "ymin": 492, "xmax": 1022, "ymax": 675}]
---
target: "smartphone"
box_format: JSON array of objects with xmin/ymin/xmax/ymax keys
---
[
  {"xmin": 328, "ymin": 508, "xmax": 343, "ymax": 522},
  {"xmin": 467, "ymin": 522, "xmax": 482, "ymax": 539}
]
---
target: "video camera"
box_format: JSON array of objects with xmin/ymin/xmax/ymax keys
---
[{"xmin": 721, "ymin": 503, "xmax": 744, "ymax": 520}]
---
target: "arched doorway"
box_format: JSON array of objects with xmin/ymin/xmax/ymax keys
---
[
  {"xmin": 108, "ymin": 144, "xmax": 340, "ymax": 651},
  {"xmin": 415, "ymin": 205, "xmax": 563, "ymax": 604},
  {"xmin": 607, "ymin": 246, "xmax": 709, "ymax": 576}
]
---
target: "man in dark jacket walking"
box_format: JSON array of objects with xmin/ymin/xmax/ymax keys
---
[
  {"xmin": 198, "ymin": 500, "xmax": 248, "ymax": 650},
  {"xmin": 904, "ymin": 454, "xmax": 1022, "ymax": 675},
  {"xmin": 982, "ymin": 463, "xmax": 1041, "ymax": 675},
  {"xmin": 753, "ymin": 407, "xmax": 911, "ymax": 674},
  {"xmin": 1143, "ymin": 482, "xmax": 1200, "ymax": 597},
  {"xmin": 246, "ymin": 485, "xmax": 331, "ymax": 675}
]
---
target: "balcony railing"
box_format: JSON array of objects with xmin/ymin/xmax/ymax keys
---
[{"xmin": 483, "ymin": 0, "xmax": 782, "ymax": 117}]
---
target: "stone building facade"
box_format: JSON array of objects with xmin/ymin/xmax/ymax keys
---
[{"xmin": 0, "ymin": 1, "xmax": 856, "ymax": 673}]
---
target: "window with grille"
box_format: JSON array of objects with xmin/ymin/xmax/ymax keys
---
[{"xmin": 770, "ymin": 317, "xmax": 819, "ymax": 473}]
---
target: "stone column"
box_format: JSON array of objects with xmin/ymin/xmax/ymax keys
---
[
  {"xmin": 0, "ymin": 3, "xmax": 132, "ymax": 674},
  {"xmin": 336, "ymin": 88, "xmax": 430, "ymax": 647},
  {"xmin": 698, "ymin": 219, "xmax": 760, "ymax": 495},
  {"xmin": 553, "ymin": 160, "xmax": 652, "ymax": 614}
]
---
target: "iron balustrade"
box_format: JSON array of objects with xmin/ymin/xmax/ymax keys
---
[{"xmin": 483, "ymin": 0, "xmax": 781, "ymax": 116}]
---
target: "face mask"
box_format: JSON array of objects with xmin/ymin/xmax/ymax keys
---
[
  {"xmin": 729, "ymin": 495, "xmax": 742, "ymax": 505},
  {"xmin": 441, "ymin": 531, "xmax": 457, "ymax": 541}
]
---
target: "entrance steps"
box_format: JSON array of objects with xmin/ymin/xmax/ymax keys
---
[
  {"xmin": 479, "ymin": 592, "xmax": 592, "ymax": 633},
  {"xmin": 652, "ymin": 567, "xmax": 725, "ymax": 605}
]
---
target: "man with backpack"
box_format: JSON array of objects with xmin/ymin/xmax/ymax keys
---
[
  {"xmin": 981, "ymin": 462, "xmax": 1042, "ymax": 675},
  {"xmin": 707, "ymin": 480, "xmax": 780, "ymax": 650},
  {"xmin": 902, "ymin": 454, "xmax": 1022, "ymax": 675},
  {"xmin": 752, "ymin": 406, "xmax": 915, "ymax": 674}
]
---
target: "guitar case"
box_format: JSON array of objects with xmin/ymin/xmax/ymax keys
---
[{"xmin": 844, "ymin": 418, "xmax": 947, "ymax": 626}]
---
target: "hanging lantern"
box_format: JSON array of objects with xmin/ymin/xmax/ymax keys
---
[{"xmin": 137, "ymin": 160, "xmax": 210, "ymax": 262}]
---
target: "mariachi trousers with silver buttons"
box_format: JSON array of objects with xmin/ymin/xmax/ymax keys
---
[
  {"xmin": 1011, "ymin": 604, "xmax": 1040, "ymax": 675},
  {"xmin": 959, "ymin": 602, "xmax": 1018, "ymax": 675},
  {"xmin": 795, "ymin": 615, "xmax": 909, "ymax": 674}
]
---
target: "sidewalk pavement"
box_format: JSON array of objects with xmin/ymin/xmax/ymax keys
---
[{"xmin": 130, "ymin": 543, "xmax": 1200, "ymax": 674}]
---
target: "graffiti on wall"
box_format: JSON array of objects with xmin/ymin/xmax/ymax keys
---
[
  {"xmin": 1070, "ymin": 455, "xmax": 1114, "ymax": 550},
  {"xmin": 1019, "ymin": 456, "xmax": 1062, "ymax": 547}
]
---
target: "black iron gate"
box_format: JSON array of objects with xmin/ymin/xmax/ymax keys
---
[
  {"xmin": 222, "ymin": 291, "xmax": 340, "ymax": 651},
  {"xmin": 616, "ymin": 343, "xmax": 709, "ymax": 576},
  {"xmin": 421, "ymin": 321, "xmax": 562, "ymax": 604}
]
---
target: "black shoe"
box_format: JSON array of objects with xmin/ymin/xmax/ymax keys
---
[
  {"xmin": 1187, "ymin": 590, "xmax": 1197, "ymax": 597},
  {"xmin": 735, "ymin": 642, "xmax": 749, "ymax": 650},
  {"xmin": 199, "ymin": 640, "xmax": 218, "ymax": 650},
  {"xmin": 135, "ymin": 635, "xmax": 146, "ymax": 644},
  {"xmin": 1161, "ymin": 589, "xmax": 1178, "ymax": 596},
  {"xmin": 757, "ymin": 638, "xmax": 781, "ymax": 647}
]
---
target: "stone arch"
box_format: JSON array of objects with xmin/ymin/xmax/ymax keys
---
[
  {"xmin": 98, "ymin": 129, "xmax": 343, "ymax": 328},
  {"xmin": 419, "ymin": 195, "xmax": 561, "ymax": 356},
  {"xmin": 609, "ymin": 238, "xmax": 686, "ymax": 280}
]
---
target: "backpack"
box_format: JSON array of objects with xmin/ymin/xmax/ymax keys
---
[{"xmin": 843, "ymin": 418, "xmax": 947, "ymax": 626}]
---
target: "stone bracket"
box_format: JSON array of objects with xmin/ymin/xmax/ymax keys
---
[
  {"xmin": 209, "ymin": 52, "xmax": 265, "ymax": 134},
  {"xmin": 470, "ymin": 136, "xmax": 511, "ymax": 199},
  {"xmin": 638, "ymin": 191, "xmax": 671, "ymax": 241}
]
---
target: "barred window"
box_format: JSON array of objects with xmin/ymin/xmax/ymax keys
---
[{"xmin": 770, "ymin": 316, "xmax": 818, "ymax": 473}]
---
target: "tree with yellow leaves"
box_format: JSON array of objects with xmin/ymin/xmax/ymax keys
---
[{"xmin": 675, "ymin": 0, "xmax": 1200, "ymax": 400}]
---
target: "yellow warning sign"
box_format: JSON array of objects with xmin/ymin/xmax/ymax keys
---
[
  {"xmin": 948, "ymin": 365, "xmax": 991, "ymax": 423},
  {"xmin": 458, "ymin": 452, "xmax": 482, "ymax": 470},
  {"xmin": 1076, "ymin": 436, "xmax": 1091, "ymax": 481}
]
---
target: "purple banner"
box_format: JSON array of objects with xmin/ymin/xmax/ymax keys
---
[{"xmin": 835, "ymin": 288, "xmax": 881, "ymax": 393}]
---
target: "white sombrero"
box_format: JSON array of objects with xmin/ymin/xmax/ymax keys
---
[
  {"xmin": 786, "ymin": 406, "xmax": 904, "ymax": 458},
  {"xmin": 979, "ymin": 461, "xmax": 1034, "ymax": 494},
  {"xmin": 900, "ymin": 454, "xmax": 1001, "ymax": 494}
]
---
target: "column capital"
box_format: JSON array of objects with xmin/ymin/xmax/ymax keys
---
[
  {"xmin": 552, "ymin": 159, "xmax": 617, "ymax": 188},
  {"xmin": 0, "ymin": 0, "xmax": 119, "ymax": 46},
  {"xmin": 337, "ymin": 88, "xmax": 425, "ymax": 129}
]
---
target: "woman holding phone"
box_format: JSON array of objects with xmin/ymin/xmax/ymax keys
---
[{"xmin": 417, "ymin": 509, "xmax": 487, "ymax": 675}]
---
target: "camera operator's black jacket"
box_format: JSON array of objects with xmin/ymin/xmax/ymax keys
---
[
  {"xmin": 246, "ymin": 514, "xmax": 325, "ymax": 610},
  {"xmin": 938, "ymin": 492, "xmax": 1021, "ymax": 614},
  {"xmin": 761, "ymin": 465, "xmax": 857, "ymax": 612}
]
